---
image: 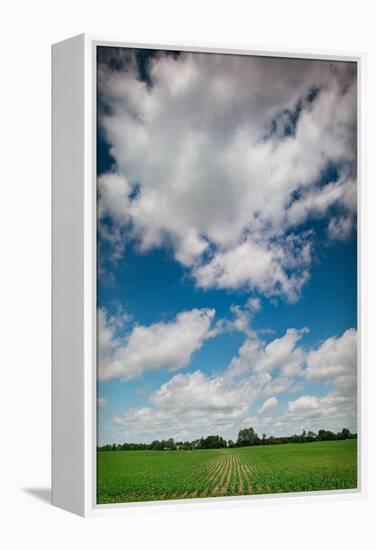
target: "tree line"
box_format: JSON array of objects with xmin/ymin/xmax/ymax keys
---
[{"xmin": 97, "ymin": 426, "xmax": 356, "ymax": 452}]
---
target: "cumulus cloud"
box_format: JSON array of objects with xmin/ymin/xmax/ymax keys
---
[
  {"xmin": 276, "ymin": 391, "xmax": 356, "ymax": 433},
  {"xmin": 98, "ymin": 307, "xmax": 216, "ymax": 381},
  {"xmin": 265, "ymin": 329, "xmax": 358, "ymax": 434},
  {"xmin": 286, "ymin": 393, "xmax": 345, "ymax": 417},
  {"xmin": 223, "ymin": 301, "xmax": 262, "ymax": 337},
  {"xmin": 113, "ymin": 368, "xmax": 271, "ymax": 440},
  {"xmin": 152, "ymin": 370, "xmax": 261, "ymax": 413},
  {"xmin": 193, "ymin": 234, "xmax": 311, "ymax": 302},
  {"xmin": 327, "ymin": 214, "xmax": 354, "ymax": 241},
  {"xmin": 305, "ymin": 328, "xmax": 357, "ymax": 394},
  {"xmin": 98, "ymin": 50, "xmax": 357, "ymax": 301},
  {"xmin": 108, "ymin": 325, "xmax": 310, "ymax": 440},
  {"xmin": 257, "ymin": 328, "xmax": 309, "ymax": 377},
  {"xmin": 247, "ymin": 297, "xmax": 261, "ymax": 311},
  {"xmin": 226, "ymin": 327, "xmax": 308, "ymax": 378},
  {"xmin": 109, "ymin": 327, "xmax": 357, "ymax": 441},
  {"xmin": 258, "ymin": 396, "xmax": 278, "ymax": 414}
]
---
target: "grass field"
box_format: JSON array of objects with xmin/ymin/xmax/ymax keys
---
[{"xmin": 97, "ymin": 439, "xmax": 357, "ymax": 504}]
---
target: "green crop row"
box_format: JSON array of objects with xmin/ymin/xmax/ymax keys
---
[{"xmin": 97, "ymin": 439, "xmax": 357, "ymax": 504}]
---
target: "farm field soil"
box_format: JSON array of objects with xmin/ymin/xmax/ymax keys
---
[{"xmin": 97, "ymin": 439, "xmax": 357, "ymax": 504}]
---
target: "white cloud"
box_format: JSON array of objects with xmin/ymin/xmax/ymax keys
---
[
  {"xmin": 109, "ymin": 326, "xmax": 308, "ymax": 440},
  {"xmin": 98, "ymin": 51, "xmax": 356, "ymax": 300},
  {"xmin": 276, "ymin": 391, "xmax": 356, "ymax": 434},
  {"xmin": 223, "ymin": 303, "xmax": 259, "ymax": 337},
  {"xmin": 268, "ymin": 328, "xmax": 358, "ymax": 434},
  {"xmin": 286, "ymin": 393, "xmax": 345, "ymax": 417},
  {"xmin": 113, "ymin": 368, "xmax": 271, "ymax": 441},
  {"xmin": 305, "ymin": 328, "xmax": 357, "ymax": 394},
  {"xmin": 97, "ymin": 397, "xmax": 107, "ymax": 408},
  {"xmin": 113, "ymin": 408, "xmax": 176, "ymax": 439},
  {"xmin": 327, "ymin": 214, "xmax": 354, "ymax": 241},
  {"xmin": 262, "ymin": 376, "xmax": 303, "ymax": 396},
  {"xmin": 108, "ymin": 328, "xmax": 302, "ymax": 440},
  {"xmin": 285, "ymin": 177, "xmax": 355, "ymax": 228},
  {"xmin": 245, "ymin": 387, "xmax": 355, "ymax": 436},
  {"xmin": 99, "ymin": 307, "xmax": 216, "ymax": 381},
  {"xmin": 98, "ymin": 171, "xmax": 131, "ymax": 225},
  {"xmin": 226, "ymin": 327, "xmax": 308, "ymax": 378},
  {"xmin": 258, "ymin": 396, "xmax": 278, "ymax": 414},
  {"xmin": 193, "ymin": 235, "xmax": 311, "ymax": 302},
  {"xmin": 113, "ymin": 373, "xmax": 238, "ymax": 439},
  {"xmin": 152, "ymin": 370, "xmax": 260, "ymax": 414},
  {"xmin": 257, "ymin": 328, "xmax": 308, "ymax": 377},
  {"xmin": 246, "ymin": 297, "xmax": 261, "ymax": 312},
  {"xmin": 108, "ymin": 327, "xmax": 357, "ymax": 441},
  {"xmin": 225, "ymin": 338, "xmax": 264, "ymax": 379}
]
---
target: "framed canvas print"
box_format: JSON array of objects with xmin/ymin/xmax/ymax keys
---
[{"xmin": 52, "ymin": 35, "xmax": 365, "ymax": 516}]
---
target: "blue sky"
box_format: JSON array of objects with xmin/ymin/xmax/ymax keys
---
[{"xmin": 96, "ymin": 47, "xmax": 357, "ymax": 445}]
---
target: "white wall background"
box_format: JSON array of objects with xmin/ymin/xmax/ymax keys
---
[{"xmin": 1, "ymin": 1, "xmax": 375, "ymax": 548}]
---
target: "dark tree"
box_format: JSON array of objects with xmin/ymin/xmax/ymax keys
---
[
  {"xmin": 236, "ymin": 427, "xmax": 260, "ymax": 447},
  {"xmin": 339, "ymin": 428, "xmax": 351, "ymax": 440},
  {"xmin": 197, "ymin": 435, "xmax": 227, "ymax": 449}
]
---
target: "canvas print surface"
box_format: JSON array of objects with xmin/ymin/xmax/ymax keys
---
[{"xmin": 96, "ymin": 46, "xmax": 357, "ymax": 504}]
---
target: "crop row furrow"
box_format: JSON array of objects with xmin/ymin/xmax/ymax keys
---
[
  {"xmin": 168, "ymin": 455, "xmax": 221, "ymax": 498},
  {"xmin": 211, "ymin": 454, "xmax": 230, "ymax": 495},
  {"xmin": 97, "ymin": 440, "xmax": 357, "ymax": 504}
]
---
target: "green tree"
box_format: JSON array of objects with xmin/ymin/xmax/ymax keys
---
[
  {"xmin": 237, "ymin": 427, "xmax": 260, "ymax": 447},
  {"xmin": 339, "ymin": 428, "xmax": 351, "ymax": 440},
  {"xmin": 197, "ymin": 435, "xmax": 227, "ymax": 449}
]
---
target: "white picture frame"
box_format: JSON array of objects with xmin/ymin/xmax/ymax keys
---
[{"xmin": 52, "ymin": 34, "xmax": 366, "ymax": 517}]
